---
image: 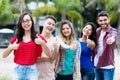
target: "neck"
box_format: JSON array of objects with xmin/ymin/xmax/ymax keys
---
[
  {"xmin": 24, "ymin": 30, "xmax": 31, "ymax": 36},
  {"xmin": 66, "ymin": 36, "xmax": 70, "ymax": 41},
  {"xmin": 81, "ymin": 35, "xmax": 87, "ymax": 42},
  {"xmin": 102, "ymin": 28, "xmax": 107, "ymax": 32}
]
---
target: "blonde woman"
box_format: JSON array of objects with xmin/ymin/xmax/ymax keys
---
[{"xmin": 55, "ymin": 20, "xmax": 81, "ymax": 80}]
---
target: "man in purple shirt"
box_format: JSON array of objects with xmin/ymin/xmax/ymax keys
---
[{"xmin": 94, "ymin": 11, "xmax": 118, "ymax": 80}]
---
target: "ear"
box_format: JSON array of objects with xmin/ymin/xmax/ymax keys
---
[{"xmin": 97, "ymin": 19, "xmax": 99, "ymax": 24}]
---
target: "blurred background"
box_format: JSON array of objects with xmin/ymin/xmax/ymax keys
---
[
  {"xmin": 0, "ymin": 0, "xmax": 120, "ymax": 80},
  {"xmin": 0, "ymin": 0, "xmax": 119, "ymax": 48}
]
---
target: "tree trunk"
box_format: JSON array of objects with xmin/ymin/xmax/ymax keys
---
[{"xmin": 16, "ymin": 0, "xmax": 26, "ymax": 15}]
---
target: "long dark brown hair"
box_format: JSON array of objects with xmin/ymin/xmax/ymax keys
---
[
  {"xmin": 80, "ymin": 22, "xmax": 98, "ymax": 49},
  {"xmin": 15, "ymin": 12, "xmax": 37, "ymax": 43}
]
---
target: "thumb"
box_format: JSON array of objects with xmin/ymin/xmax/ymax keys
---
[
  {"xmin": 36, "ymin": 34, "xmax": 40, "ymax": 38},
  {"xmin": 107, "ymin": 34, "xmax": 111, "ymax": 38},
  {"xmin": 13, "ymin": 39, "xmax": 18, "ymax": 44}
]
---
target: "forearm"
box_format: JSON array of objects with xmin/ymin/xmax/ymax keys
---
[
  {"xmin": 50, "ymin": 48, "xmax": 58, "ymax": 61},
  {"xmin": 2, "ymin": 46, "xmax": 13, "ymax": 58},
  {"xmin": 87, "ymin": 40, "xmax": 95, "ymax": 50},
  {"xmin": 41, "ymin": 42, "xmax": 51, "ymax": 57},
  {"xmin": 76, "ymin": 59, "xmax": 81, "ymax": 76},
  {"xmin": 37, "ymin": 57, "xmax": 50, "ymax": 62}
]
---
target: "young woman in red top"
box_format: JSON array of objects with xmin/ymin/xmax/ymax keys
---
[{"xmin": 2, "ymin": 12, "xmax": 50, "ymax": 80}]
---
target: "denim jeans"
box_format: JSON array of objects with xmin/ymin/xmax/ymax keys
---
[
  {"xmin": 95, "ymin": 68, "xmax": 115, "ymax": 80},
  {"xmin": 81, "ymin": 68, "xmax": 95, "ymax": 80},
  {"xmin": 12, "ymin": 63, "xmax": 38, "ymax": 80}
]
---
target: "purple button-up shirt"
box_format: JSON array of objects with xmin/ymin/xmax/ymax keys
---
[{"xmin": 95, "ymin": 25, "xmax": 118, "ymax": 68}]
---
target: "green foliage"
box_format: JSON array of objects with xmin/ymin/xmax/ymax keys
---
[
  {"xmin": 104, "ymin": 0, "xmax": 118, "ymax": 25},
  {"xmin": 0, "ymin": 0, "xmax": 8, "ymax": 14},
  {"xmin": 0, "ymin": 0, "xmax": 19, "ymax": 25},
  {"xmin": 67, "ymin": 11, "xmax": 82, "ymax": 20},
  {"xmin": 32, "ymin": 4, "xmax": 57, "ymax": 17},
  {"xmin": 52, "ymin": 0, "xmax": 83, "ymax": 28}
]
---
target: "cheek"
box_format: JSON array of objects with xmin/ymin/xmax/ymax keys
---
[
  {"xmin": 53, "ymin": 26, "xmax": 55, "ymax": 30},
  {"xmin": 88, "ymin": 31, "xmax": 92, "ymax": 36},
  {"xmin": 82, "ymin": 29, "xmax": 85, "ymax": 33},
  {"xmin": 98, "ymin": 21, "xmax": 101, "ymax": 25}
]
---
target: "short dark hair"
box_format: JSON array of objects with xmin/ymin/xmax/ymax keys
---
[
  {"xmin": 97, "ymin": 11, "xmax": 109, "ymax": 18},
  {"xmin": 45, "ymin": 15, "xmax": 57, "ymax": 23}
]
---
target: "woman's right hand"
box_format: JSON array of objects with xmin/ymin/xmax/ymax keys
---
[
  {"xmin": 10, "ymin": 40, "xmax": 19, "ymax": 50},
  {"xmin": 35, "ymin": 34, "xmax": 45, "ymax": 45}
]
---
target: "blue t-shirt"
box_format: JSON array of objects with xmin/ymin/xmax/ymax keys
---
[{"xmin": 80, "ymin": 41, "xmax": 94, "ymax": 69}]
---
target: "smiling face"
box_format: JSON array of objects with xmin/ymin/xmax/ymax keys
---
[
  {"xmin": 21, "ymin": 15, "xmax": 32, "ymax": 31},
  {"xmin": 97, "ymin": 16, "xmax": 110, "ymax": 30},
  {"xmin": 43, "ymin": 18, "xmax": 56, "ymax": 34},
  {"xmin": 61, "ymin": 23, "xmax": 72, "ymax": 38},
  {"xmin": 82, "ymin": 24, "xmax": 92, "ymax": 37}
]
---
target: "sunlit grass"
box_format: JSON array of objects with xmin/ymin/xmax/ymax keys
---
[{"xmin": 0, "ymin": 76, "xmax": 10, "ymax": 80}]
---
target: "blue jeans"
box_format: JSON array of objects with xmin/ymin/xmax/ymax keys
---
[
  {"xmin": 12, "ymin": 63, "xmax": 38, "ymax": 80},
  {"xmin": 81, "ymin": 68, "xmax": 95, "ymax": 80},
  {"xmin": 95, "ymin": 68, "xmax": 115, "ymax": 80}
]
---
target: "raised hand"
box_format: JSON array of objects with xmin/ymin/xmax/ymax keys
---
[
  {"xmin": 69, "ymin": 41, "xmax": 77, "ymax": 50},
  {"xmin": 35, "ymin": 34, "xmax": 45, "ymax": 45},
  {"xmin": 2, "ymin": 39, "xmax": 19, "ymax": 58},
  {"xmin": 53, "ymin": 37, "xmax": 60, "ymax": 49},
  {"xmin": 86, "ymin": 36, "xmax": 95, "ymax": 50},
  {"xmin": 10, "ymin": 39, "xmax": 19, "ymax": 50},
  {"xmin": 106, "ymin": 34, "xmax": 115, "ymax": 45}
]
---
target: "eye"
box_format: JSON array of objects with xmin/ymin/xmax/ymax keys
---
[
  {"xmin": 99, "ymin": 18, "xmax": 107, "ymax": 22},
  {"xmin": 22, "ymin": 19, "xmax": 31, "ymax": 23}
]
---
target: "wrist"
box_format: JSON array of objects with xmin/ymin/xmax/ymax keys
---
[{"xmin": 41, "ymin": 40, "xmax": 45, "ymax": 45}]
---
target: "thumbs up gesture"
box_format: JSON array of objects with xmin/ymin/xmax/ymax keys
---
[
  {"xmin": 53, "ymin": 37, "xmax": 60, "ymax": 50},
  {"xmin": 86, "ymin": 36, "xmax": 95, "ymax": 50},
  {"xmin": 106, "ymin": 34, "xmax": 115, "ymax": 45},
  {"xmin": 35, "ymin": 34, "xmax": 45, "ymax": 45},
  {"xmin": 10, "ymin": 39, "xmax": 19, "ymax": 50}
]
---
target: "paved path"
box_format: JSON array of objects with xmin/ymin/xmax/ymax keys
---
[
  {"xmin": 0, "ymin": 48, "xmax": 120, "ymax": 80},
  {"xmin": 0, "ymin": 48, "xmax": 14, "ymax": 79}
]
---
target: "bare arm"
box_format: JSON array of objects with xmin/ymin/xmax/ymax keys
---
[
  {"xmin": 74, "ymin": 56, "xmax": 81, "ymax": 80},
  {"xmin": 37, "ymin": 40, "xmax": 60, "ymax": 63},
  {"xmin": 74, "ymin": 44, "xmax": 81, "ymax": 80},
  {"xmin": 35, "ymin": 35, "xmax": 51, "ymax": 57},
  {"xmin": 2, "ymin": 44, "xmax": 13, "ymax": 58},
  {"xmin": 49, "ymin": 44, "xmax": 59, "ymax": 62},
  {"xmin": 57, "ymin": 36, "xmax": 77, "ymax": 49},
  {"xmin": 41, "ymin": 42, "xmax": 51, "ymax": 57},
  {"xmin": 2, "ymin": 41, "xmax": 19, "ymax": 58}
]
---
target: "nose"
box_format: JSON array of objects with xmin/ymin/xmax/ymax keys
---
[{"xmin": 49, "ymin": 25, "xmax": 54, "ymax": 29}]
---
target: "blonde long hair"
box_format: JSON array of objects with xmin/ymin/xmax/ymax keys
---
[{"xmin": 60, "ymin": 20, "xmax": 76, "ymax": 45}]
